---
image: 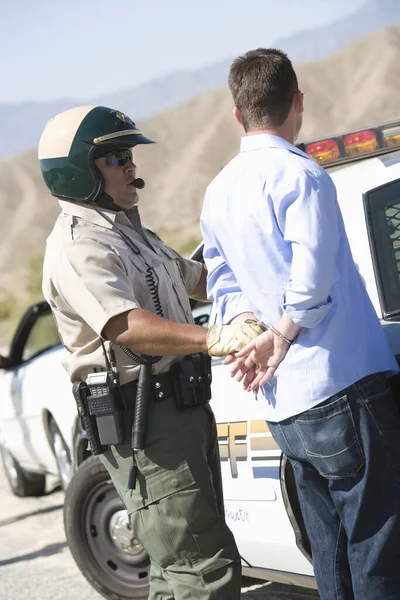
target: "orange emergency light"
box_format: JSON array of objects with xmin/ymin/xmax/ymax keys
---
[{"xmin": 382, "ymin": 125, "xmax": 400, "ymax": 148}]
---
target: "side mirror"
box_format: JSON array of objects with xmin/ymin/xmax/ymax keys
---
[{"xmin": 0, "ymin": 355, "xmax": 12, "ymax": 369}]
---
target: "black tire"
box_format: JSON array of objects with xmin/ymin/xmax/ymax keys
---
[
  {"xmin": 64, "ymin": 455, "xmax": 150, "ymax": 600},
  {"xmin": 49, "ymin": 419, "xmax": 72, "ymax": 490},
  {"xmin": 0, "ymin": 445, "xmax": 46, "ymax": 497}
]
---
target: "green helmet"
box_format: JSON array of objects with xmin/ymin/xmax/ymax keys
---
[{"xmin": 38, "ymin": 105, "xmax": 155, "ymax": 202}]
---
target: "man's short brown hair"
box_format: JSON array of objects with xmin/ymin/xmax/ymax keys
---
[{"xmin": 228, "ymin": 48, "xmax": 298, "ymax": 132}]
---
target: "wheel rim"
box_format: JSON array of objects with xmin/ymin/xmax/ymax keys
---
[
  {"xmin": 83, "ymin": 477, "xmax": 150, "ymax": 593},
  {"xmin": 52, "ymin": 432, "xmax": 71, "ymax": 489},
  {"xmin": 1, "ymin": 446, "xmax": 18, "ymax": 490}
]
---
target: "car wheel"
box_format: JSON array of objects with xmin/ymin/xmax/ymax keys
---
[
  {"xmin": 64, "ymin": 455, "xmax": 150, "ymax": 600},
  {"xmin": 50, "ymin": 419, "xmax": 72, "ymax": 490},
  {"xmin": 0, "ymin": 445, "xmax": 46, "ymax": 497}
]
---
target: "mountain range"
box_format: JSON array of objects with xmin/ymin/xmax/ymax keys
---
[
  {"xmin": 2, "ymin": 21, "xmax": 400, "ymax": 300},
  {"xmin": 1, "ymin": 0, "xmax": 400, "ymax": 159}
]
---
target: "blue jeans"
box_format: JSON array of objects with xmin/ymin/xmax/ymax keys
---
[{"xmin": 268, "ymin": 372, "xmax": 400, "ymax": 600}]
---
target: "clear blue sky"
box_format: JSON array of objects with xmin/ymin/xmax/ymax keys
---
[{"xmin": 0, "ymin": 0, "xmax": 368, "ymax": 103}]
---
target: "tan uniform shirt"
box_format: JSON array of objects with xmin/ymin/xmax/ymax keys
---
[{"xmin": 42, "ymin": 200, "xmax": 202, "ymax": 385}]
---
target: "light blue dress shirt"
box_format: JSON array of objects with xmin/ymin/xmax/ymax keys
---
[{"xmin": 201, "ymin": 134, "xmax": 399, "ymax": 421}]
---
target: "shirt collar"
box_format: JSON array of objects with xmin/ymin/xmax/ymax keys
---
[
  {"xmin": 58, "ymin": 200, "xmax": 133, "ymax": 229},
  {"xmin": 240, "ymin": 133, "xmax": 310, "ymax": 160}
]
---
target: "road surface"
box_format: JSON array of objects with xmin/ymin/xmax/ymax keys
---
[{"xmin": 0, "ymin": 462, "xmax": 319, "ymax": 600}]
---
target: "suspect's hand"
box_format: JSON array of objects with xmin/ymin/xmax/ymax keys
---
[
  {"xmin": 207, "ymin": 320, "xmax": 266, "ymax": 357},
  {"xmin": 231, "ymin": 328, "xmax": 291, "ymax": 391}
]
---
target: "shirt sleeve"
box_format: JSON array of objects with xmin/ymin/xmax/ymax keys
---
[
  {"xmin": 201, "ymin": 197, "xmax": 254, "ymax": 324},
  {"xmin": 277, "ymin": 168, "xmax": 339, "ymax": 328},
  {"xmin": 54, "ymin": 239, "xmax": 140, "ymax": 336}
]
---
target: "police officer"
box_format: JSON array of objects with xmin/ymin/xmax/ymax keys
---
[{"xmin": 39, "ymin": 105, "xmax": 262, "ymax": 600}]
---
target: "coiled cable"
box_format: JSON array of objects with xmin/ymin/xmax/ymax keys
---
[{"xmin": 92, "ymin": 206, "xmax": 163, "ymax": 366}]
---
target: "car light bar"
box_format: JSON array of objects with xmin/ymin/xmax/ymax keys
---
[{"xmin": 296, "ymin": 119, "xmax": 400, "ymax": 167}]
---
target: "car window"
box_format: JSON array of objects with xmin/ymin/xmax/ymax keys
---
[
  {"xmin": 192, "ymin": 301, "xmax": 212, "ymax": 327},
  {"xmin": 366, "ymin": 178, "xmax": 400, "ymax": 316},
  {"xmin": 22, "ymin": 313, "xmax": 60, "ymax": 362}
]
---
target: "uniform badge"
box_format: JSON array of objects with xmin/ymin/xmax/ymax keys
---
[{"xmin": 111, "ymin": 110, "xmax": 135, "ymax": 126}]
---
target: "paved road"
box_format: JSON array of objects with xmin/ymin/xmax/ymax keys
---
[{"xmin": 0, "ymin": 463, "xmax": 319, "ymax": 600}]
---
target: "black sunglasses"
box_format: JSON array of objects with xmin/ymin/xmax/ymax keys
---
[{"xmin": 104, "ymin": 148, "xmax": 133, "ymax": 167}]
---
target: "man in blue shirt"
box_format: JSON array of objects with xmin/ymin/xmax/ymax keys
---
[{"xmin": 201, "ymin": 48, "xmax": 400, "ymax": 600}]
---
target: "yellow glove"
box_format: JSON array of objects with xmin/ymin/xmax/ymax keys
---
[{"xmin": 207, "ymin": 319, "xmax": 266, "ymax": 357}]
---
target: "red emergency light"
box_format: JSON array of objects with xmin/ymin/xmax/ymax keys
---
[
  {"xmin": 304, "ymin": 139, "xmax": 340, "ymax": 165},
  {"xmin": 297, "ymin": 119, "xmax": 400, "ymax": 168},
  {"xmin": 344, "ymin": 129, "xmax": 378, "ymax": 156}
]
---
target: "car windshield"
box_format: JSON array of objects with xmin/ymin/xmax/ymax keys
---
[
  {"xmin": 22, "ymin": 312, "xmax": 60, "ymax": 362},
  {"xmin": 366, "ymin": 178, "xmax": 400, "ymax": 317}
]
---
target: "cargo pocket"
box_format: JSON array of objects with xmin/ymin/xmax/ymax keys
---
[
  {"xmin": 128, "ymin": 457, "xmax": 234, "ymax": 570},
  {"xmin": 293, "ymin": 395, "xmax": 365, "ymax": 479},
  {"xmin": 98, "ymin": 443, "xmax": 138, "ymax": 508}
]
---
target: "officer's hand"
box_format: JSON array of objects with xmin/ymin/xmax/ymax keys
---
[{"xmin": 207, "ymin": 320, "xmax": 266, "ymax": 357}]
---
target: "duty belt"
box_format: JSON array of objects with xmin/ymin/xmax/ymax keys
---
[
  {"xmin": 120, "ymin": 371, "xmax": 174, "ymax": 407},
  {"xmin": 120, "ymin": 353, "xmax": 212, "ymax": 414}
]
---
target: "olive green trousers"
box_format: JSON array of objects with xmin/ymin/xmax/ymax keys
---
[{"xmin": 99, "ymin": 395, "xmax": 241, "ymax": 600}]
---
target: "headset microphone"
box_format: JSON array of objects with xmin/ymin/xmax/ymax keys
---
[{"xmin": 133, "ymin": 178, "xmax": 145, "ymax": 189}]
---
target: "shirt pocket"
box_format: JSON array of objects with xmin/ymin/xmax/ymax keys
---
[
  {"xmin": 155, "ymin": 244, "xmax": 185, "ymax": 281},
  {"xmin": 127, "ymin": 245, "xmax": 168, "ymax": 273},
  {"xmin": 292, "ymin": 395, "xmax": 365, "ymax": 479}
]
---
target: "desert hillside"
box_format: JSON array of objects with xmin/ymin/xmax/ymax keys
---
[{"xmin": 2, "ymin": 24, "xmax": 400, "ymax": 297}]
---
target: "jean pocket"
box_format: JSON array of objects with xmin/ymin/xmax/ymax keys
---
[{"xmin": 293, "ymin": 395, "xmax": 365, "ymax": 478}]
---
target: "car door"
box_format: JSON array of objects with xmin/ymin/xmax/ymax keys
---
[{"xmin": 0, "ymin": 302, "xmax": 66, "ymax": 473}]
